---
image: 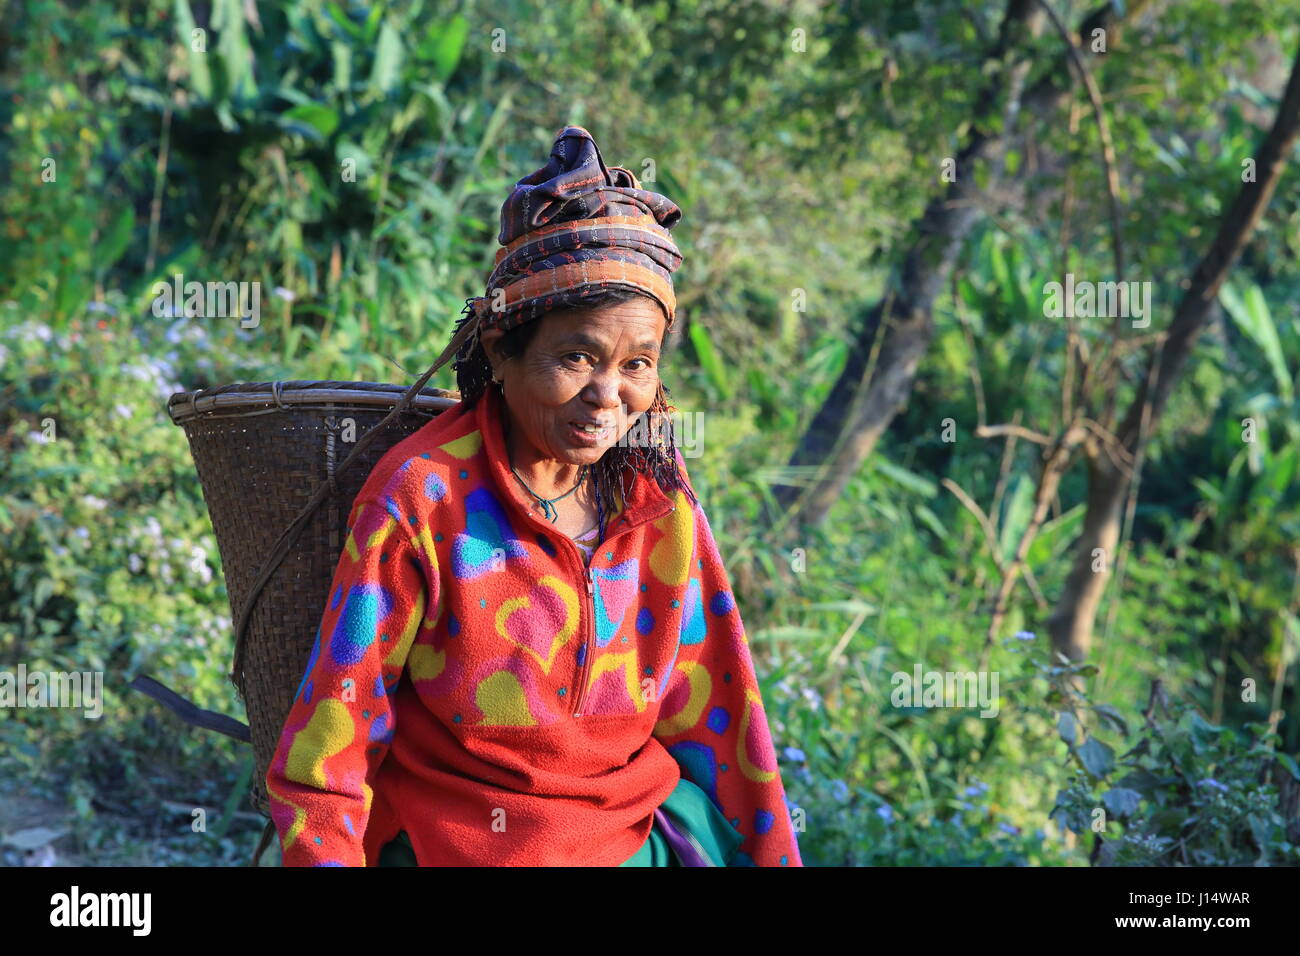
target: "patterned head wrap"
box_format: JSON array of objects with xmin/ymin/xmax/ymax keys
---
[{"xmin": 428, "ymin": 126, "xmax": 684, "ymax": 377}]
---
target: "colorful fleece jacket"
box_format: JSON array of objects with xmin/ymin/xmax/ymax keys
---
[{"xmin": 265, "ymin": 384, "xmax": 803, "ymax": 866}]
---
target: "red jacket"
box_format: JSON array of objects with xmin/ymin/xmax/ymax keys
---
[{"xmin": 266, "ymin": 383, "xmax": 802, "ymax": 866}]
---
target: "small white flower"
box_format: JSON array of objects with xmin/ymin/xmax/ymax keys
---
[
  {"xmin": 74, "ymin": 527, "xmax": 89, "ymax": 539},
  {"xmin": 32, "ymin": 323, "xmax": 52, "ymax": 342},
  {"xmin": 26, "ymin": 431, "xmax": 52, "ymax": 445},
  {"xmin": 188, "ymin": 546, "xmax": 211, "ymax": 583},
  {"xmin": 81, "ymin": 495, "xmax": 107, "ymax": 511},
  {"xmin": 273, "ymin": 286, "xmax": 296, "ymax": 302},
  {"xmin": 128, "ymin": 553, "xmax": 143, "ymax": 573},
  {"xmin": 114, "ymin": 404, "xmax": 133, "ymax": 419},
  {"xmin": 86, "ymin": 301, "xmax": 117, "ymax": 315}
]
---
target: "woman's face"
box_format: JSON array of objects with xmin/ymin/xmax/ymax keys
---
[{"xmin": 481, "ymin": 297, "xmax": 667, "ymax": 468}]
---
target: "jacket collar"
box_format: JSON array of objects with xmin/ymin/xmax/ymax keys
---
[{"xmin": 475, "ymin": 383, "xmax": 677, "ymax": 538}]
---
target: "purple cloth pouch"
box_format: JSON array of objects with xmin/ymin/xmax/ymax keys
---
[{"xmin": 653, "ymin": 807, "xmax": 715, "ymax": 867}]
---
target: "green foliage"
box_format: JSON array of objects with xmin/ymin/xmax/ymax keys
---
[
  {"xmin": 2, "ymin": 0, "xmax": 1298, "ymax": 866},
  {"xmin": 1050, "ymin": 675, "xmax": 1299, "ymax": 866}
]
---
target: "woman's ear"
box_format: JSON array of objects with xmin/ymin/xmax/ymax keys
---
[{"xmin": 478, "ymin": 328, "xmax": 505, "ymax": 380}]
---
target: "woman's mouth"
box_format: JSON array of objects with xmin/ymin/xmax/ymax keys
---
[{"xmin": 568, "ymin": 421, "xmax": 614, "ymax": 445}]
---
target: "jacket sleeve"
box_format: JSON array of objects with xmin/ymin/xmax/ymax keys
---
[
  {"xmin": 651, "ymin": 454, "xmax": 804, "ymax": 867},
  {"xmin": 265, "ymin": 494, "xmax": 431, "ymax": 866}
]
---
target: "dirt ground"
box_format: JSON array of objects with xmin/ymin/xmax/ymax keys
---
[{"xmin": 0, "ymin": 786, "xmax": 89, "ymax": 867}]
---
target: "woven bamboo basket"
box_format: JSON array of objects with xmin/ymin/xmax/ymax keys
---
[{"xmin": 162, "ymin": 380, "xmax": 459, "ymax": 817}]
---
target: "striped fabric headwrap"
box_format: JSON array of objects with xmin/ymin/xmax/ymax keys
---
[{"xmin": 428, "ymin": 125, "xmax": 684, "ymax": 376}]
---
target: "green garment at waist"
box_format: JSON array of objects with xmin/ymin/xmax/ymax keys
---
[{"xmin": 619, "ymin": 775, "xmax": 745, "ymax": 867}]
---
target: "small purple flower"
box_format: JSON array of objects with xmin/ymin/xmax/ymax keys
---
[
  {"xmin": 876, "ymin": 804, "xmax": 893, "ymax": 823},
  {"xmin": 1013, "ymin": 630, "xmax": 1036, "ymax": 641},
  {"xmin": 783, "ymin": 746, "xmax": 806, "ymax": 763},
  {"xmin": 829, "ymin": 779, "xmax": 850, "ymax": 802},
  {"xmin": 1198, "ymin": 778, "xmax": 1229, "ymax": 793},
  {"xmin": 998, "ymin": 823, "xmax": 1020, "ymax": 836}
]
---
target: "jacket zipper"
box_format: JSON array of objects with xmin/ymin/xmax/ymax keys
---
[
  {"xmin": 507, "ymin": 499, "xmax": 676, "ymax": 719},
  {"xmin": 570, "ymin": 562, "xmax": 596, "ymax": 717},
  {"xmin": 680, "ymin": 821, "xmax": 717, "ymax": 866},
  {"xmin": 567, "ymin": 501, "xmax": 675, "ymax": 718}
]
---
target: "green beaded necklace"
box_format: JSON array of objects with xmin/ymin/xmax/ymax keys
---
[
  {"xmin": 510, "ymin": 462, "xmax": 589, "ymax": 522},
  {"xmin": 502, "ymin": 405, "xmax": 593, "ymax": 523}
]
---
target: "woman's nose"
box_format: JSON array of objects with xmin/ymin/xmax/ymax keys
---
[{"xmin": 583, "ymin": 370, "xmax": 623, "ymax": 408}]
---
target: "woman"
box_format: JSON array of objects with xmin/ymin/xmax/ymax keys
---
[{"xmin": 265, "ymin": 126, "xmax": 802, "ymax": 867}]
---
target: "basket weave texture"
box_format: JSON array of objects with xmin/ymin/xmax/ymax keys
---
[{"xmin": 167, "ymin": 380, "xmax": 458, "ymax": 815}]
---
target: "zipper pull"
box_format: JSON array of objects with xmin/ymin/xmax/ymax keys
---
[{"xmin": 586, "ymin": 567, "xmax": 594, "ymax": 594}]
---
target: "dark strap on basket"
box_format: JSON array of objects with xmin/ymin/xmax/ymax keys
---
[
  {"xmin": 229, "ymin": 298, "xmax": 481, "ymax": 685},
  {"xmin": 129, "ymin": 675, "xmax": 251, "ymax": 743},
  {"xmin": 251, "ymin": 820, "xmax": 277, "ymax": 866}
]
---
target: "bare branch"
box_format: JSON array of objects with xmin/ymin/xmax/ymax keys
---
[{"xmin": 976, "ymin": 423, "xmax": 1054, "ymax": 445}]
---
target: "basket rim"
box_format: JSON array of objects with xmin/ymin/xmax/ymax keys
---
[{"xmin": 167, "ymin": 380, "xmax": 461, "ymax": 425}]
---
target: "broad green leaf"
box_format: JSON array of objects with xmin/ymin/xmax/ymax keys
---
[
  {"xmin": 874, "ymin": 458, "xmax": 938, "ymax": 497},
  {"xmin": 281, "ymin": 103, "xmax": 339, "ymax": 140},
  {"xmin": 998, "ymin": 473, "xmax": 1035, "ymax": 564},
  {"xmin": 214, "ymin": 0, "xmax": 255, "ymax": 103},
  {"xmin": 1102, "ymin": 787, "xmax": 1142, "ymax": 817},
  {"xmin": 749, "ymin": 626, "xmax": 826, "ymax": 642},
  {"xmin": 806, "ymin": 600, "xmax": 878, "ymax": 615},
  {"xmin": 362, "ymin": 3, "xmax": 385, "ymax": 44},
  {"xmin": 96, "ymin": 206, "xmax": 135, "ymax": 275},
  {"xmin": 325, "ymin": 2, "xmax": 363, "ymax": 39},
  {"xmin": 369, "ymin": 21, "xmax": 404, "ymax": 95},
  {"xmin": 914, "ymin": 504, "xmax": 948, "ymax": 541},
  {"xmin": 423, "ymin": 14, "xmax": 470, "ymax": 83},
  {"xmin": 1057, "ymin": 711, "xmax": 1078, "ymax": 745},
  {"xmin": 687, "ymin": 322, "xmax": 731, "ymax": 398},
  {"xmin": 988, "ymin": 236, "xmax": 1011, "ymax": 294},
  {"xmin": 1093, "ymin": 703, "xmax": 1130, "ymax": 737},
  {"xmin": 332, "ymin": 41, "xmax": 352, "ymax": 91},
  {"xmin": 174, "ymin": 0, "xmax": 212, "ymax": 99},
  {"xmin": 1027, "ymin": 502, "xmax": 1085, "ymax": 566},
  {"xmin": 1220, "ymin": 279, "xmax": 1292, "ymax": 402},
  {"xmin": 1078, "ymin": 736, "xmax": 1115, "ymax": 779}
]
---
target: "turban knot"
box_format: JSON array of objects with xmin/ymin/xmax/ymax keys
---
[{"xmin": 432, "ymin": 126, "xmax": 684, "ymax": 378}]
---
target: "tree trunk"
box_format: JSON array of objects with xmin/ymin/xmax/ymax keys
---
[
  {"xmin": 775, "ymin": 0, "xmax": 1131, "ymax": 527},
  {"xmin": 1046, "ymin": 442, "xmax": 1125, "ymax": 662},
  {"xmin": 1047, "ymin": 44, "xmax": 1300, "ymax": 660}
]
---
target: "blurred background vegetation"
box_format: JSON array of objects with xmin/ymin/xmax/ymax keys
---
[{"xmin": 1, "ymin": 0, "xmax": 1298, "ymax": 866}]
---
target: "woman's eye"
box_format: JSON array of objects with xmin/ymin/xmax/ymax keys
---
[{"xmin": 563, "ymin": 353, "xmax": 652, "ymax": 371}]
